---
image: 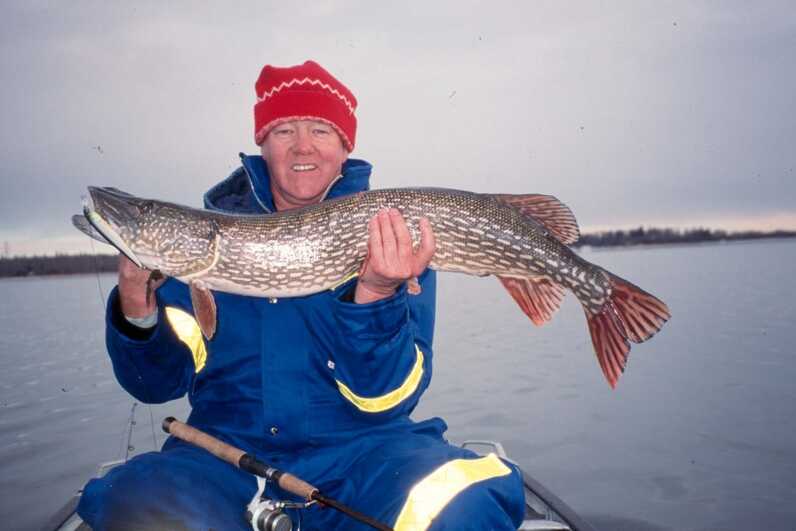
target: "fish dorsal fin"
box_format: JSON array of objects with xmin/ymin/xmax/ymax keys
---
[{"xmin": 494, "ymin": 194, "xmax": 580, "ymax": 245}]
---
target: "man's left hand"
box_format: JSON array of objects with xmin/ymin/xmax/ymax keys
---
[{"xmin": 354, "ymin": 208, "xmax": 436, "ymax": 304}]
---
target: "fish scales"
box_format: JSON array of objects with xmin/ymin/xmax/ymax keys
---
[
  {"xmin": 76, "ymin": 185, "xmax": 670, "ymax": 388},
  {"xmin": 104, "ymin": 188, "xmax": 610, "ymax": 309},
  {"xmin": 176, "ymin": 188, "xmax": 595, "ymax": 300}
]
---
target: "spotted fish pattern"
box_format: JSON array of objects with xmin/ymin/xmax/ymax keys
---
[{"xmin": 75, "ymin": 186, "xmax": 670, "ymax": 388}]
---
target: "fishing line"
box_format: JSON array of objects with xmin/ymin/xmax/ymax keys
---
[
  {"xmin": 125, "ymin": 402, "xmax": 139, "ymax": 461},
  {"xmin": 148, "ymin": 403, "xmax": 158, "ymax": 450},
  {"xmin": 115, "ymin": 401, "xmax": 138, "ymax": 462},
  {"xmin": 91, "ymin": 235, "xmax": 159, "ymax": 452},
  {"xmin": 88, "ymin": 237, "xmax": 107, "ymax": 311},
  {"xmin": 114, "ymin": 405, "xmax": 129, "ymax": 461}
]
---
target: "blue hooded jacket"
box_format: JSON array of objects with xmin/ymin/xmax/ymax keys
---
[
  {"xmin": 82, "ymin": 155, "xmax": 525, "ymax": 531},
  {"xmin": 104, "ymin": 154, "xmax": 438, "ymax": 458}
]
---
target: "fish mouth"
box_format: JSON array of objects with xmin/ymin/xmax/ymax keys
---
[
  {"xmin": 83, "ymin": 187, "xmax": 146, "ymax": 268},
  {"xmin": 86, "ymin": 187, "xmax": 146, "ymax": 227}
]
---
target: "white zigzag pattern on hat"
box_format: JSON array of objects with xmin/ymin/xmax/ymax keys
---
[{"xmin": 257, "ymin": 77, "xmax": 355, "ymax": 115}]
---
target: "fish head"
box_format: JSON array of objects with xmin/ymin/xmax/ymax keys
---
[{"xmin": 84, "ymin": 187, "xmax": 219, "ymax": 276}]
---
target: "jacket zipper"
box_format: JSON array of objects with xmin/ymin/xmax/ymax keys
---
[{"xmin": 239, "ymin": 152, "xmax": 272, "ymax": 214}]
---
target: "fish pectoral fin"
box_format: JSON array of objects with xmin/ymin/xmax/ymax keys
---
[
  {"xmin": 189, "ymin": 280, "xmax": 217, "ymax": 340},
  {"xmin": 493, "ymin": 194, "xmax": 580, "ymax": 245},
  {"xmin": 497, "ymin": 275, "xmax": 566, "ymax": 326}
]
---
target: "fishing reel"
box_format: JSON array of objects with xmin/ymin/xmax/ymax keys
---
[
  {"xmin": 246, "ymin": 497, "xmax": 298, "ymax": 531},
  {"xmin": 246, "ymin": 476, "xmax": 315, "ymax": 531}
]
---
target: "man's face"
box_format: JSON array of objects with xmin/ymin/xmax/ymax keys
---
[{"xmin": 260, "ymin": 119, "xmax": 348, "ymax": 211}]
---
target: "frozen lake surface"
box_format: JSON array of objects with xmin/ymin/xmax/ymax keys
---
[{"xmin": 1, "ymin": 239, "xmax": 795, "ymax": 530}]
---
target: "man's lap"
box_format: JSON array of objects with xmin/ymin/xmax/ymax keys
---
[
  {"xmin": 77, "ymin": 427, "xmax": 524, "ymax": 530},
  {"xmin": 77, "ymin": 439, "xmax": 256, "ymax": 530}
]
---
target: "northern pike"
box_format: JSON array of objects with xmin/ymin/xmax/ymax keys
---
[{"xmin": 74, "ymin": 186, "xmax": 670, "ymax": 388}]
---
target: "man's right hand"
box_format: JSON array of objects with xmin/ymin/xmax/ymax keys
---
[{"xmin": 118, "ymin": 255, "xmax": 166, "ymax": 317}]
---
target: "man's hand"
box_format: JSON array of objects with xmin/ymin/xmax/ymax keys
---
[
  {"xmin": 118, "ymin": 255, "xmax": 166, "ymax": 317},
  {"xmin": 354, "ymin": 208, "xmax": 436, "ymax": 304}
]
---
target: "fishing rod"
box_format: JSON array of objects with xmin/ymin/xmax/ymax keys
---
[{"xmin": 162, "ymin": 417, "xmax": 393, "ymax": 531}]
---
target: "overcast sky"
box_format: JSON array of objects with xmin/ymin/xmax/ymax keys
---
[{"xmin": 1, "ymin": 1, "xmax": 794, "ymax": 256}]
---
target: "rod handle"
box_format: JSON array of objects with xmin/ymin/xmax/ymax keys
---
[
  {"xmin": 162, "ymin": 418, "xmax": 392, "ymax": 530},
  {"xmin": 162, "ymin": 417, "xmax": 245, "ymax": 468},
  {"xmin": 238, "ymin": 454, "xmax": 318, "ymax": 501},
  {"xmin": 279, "ymin": 472, "xmax": 317, "ymax": 500}
]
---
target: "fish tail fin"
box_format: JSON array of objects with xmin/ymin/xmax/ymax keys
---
[
  {"xmin": 605, "ymin": 272, "xmax": 671, "ymax": 343},
  {"xmin": 497, "ymin": 275, "xmax": 566, "ymax": 326},
  {"xmin": 584, "ymin": 273, "xmax": 670, "ymax": 388}
]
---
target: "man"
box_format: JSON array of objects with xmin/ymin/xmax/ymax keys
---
[{"xmin": 77, "ymin": 60, "xmax": 525, "ymax": 530}]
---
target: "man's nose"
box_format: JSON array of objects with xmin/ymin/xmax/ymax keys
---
[{"xmin": 292, "ymin": 129, "xmax": 315, "ymax": 154}]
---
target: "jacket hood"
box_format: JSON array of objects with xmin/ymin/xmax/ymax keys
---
[{"xmin": 204, "ymin": 154, "xmax": 372, "ymax": 213}]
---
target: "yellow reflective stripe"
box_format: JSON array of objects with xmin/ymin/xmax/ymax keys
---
[
  {"xmin": 335, "ymin": 345, "xmax": 424, "ymax": 413},
  {"xmin": 164, "ymin": 306, "xmax": 207, "ymax": 373},
  {"xmin": 394, "ymin": 453, "xmax": 512, "ymax": 531}
]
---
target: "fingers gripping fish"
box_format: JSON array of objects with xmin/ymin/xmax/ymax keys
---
[{"xmin": 74, "ymin": 186, "xmax": 670, "ymax": 388}]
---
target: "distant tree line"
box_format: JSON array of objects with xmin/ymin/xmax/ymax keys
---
[
  {"xmin": 0, "ymin": 253, "xmax": 118, "ymax": 277},
  {"xmin": 573, "ymin": 227, "xmax": 796, "ymax": 247},
  {"xmin": 0, "ymin": 227, "xmax": 794, "ymax": 278}
]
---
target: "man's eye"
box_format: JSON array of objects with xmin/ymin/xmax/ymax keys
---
[
  {"xmin": 313, "ymin": 128, "xmax": 330, "ymax": 135},
  {"xmin": 274, "ymin": 129, "xmax": 293, "ymax": 136}
]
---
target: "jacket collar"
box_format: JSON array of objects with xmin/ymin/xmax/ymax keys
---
[{"xmin": 204, "ymin": 154, "xmax": 372, "ymax": 214}]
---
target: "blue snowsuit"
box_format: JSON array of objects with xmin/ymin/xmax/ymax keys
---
[{"xmin": 77, "ymin": 154, "xmax": 525, "ymax": 530}]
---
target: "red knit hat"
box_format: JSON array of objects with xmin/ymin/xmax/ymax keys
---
[{"xmin": 254, "ymin": 60, "xmax": 358, "ymax": 151}]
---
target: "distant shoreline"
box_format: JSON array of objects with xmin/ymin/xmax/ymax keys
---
[
  {"xmin": 572, "ymin": 227, "xmax": 796, "ymax": 248},
  {"xmin": 1, "ymin": 228, "xmax": 794, "ymax": 278},
  {"xmin": 0, "ymin": 253, "xmax": 119, "ymax": 278}
]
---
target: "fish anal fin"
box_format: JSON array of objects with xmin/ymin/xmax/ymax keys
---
[
  {"xmin": 497, "ymin": 276, "xmax": 566, "ymax": 326},
  {"xmin": 494, "ymin": 194, "xmax": 580, "ymax": 245},
  {"xmin": 189, "ymin": 280, "xmax": 217, "ymax": 340}
]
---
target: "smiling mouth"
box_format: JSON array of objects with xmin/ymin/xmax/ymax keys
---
[{"xmin": 292, "ymin": 163, "xmax": 318, "ymax": 172}]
